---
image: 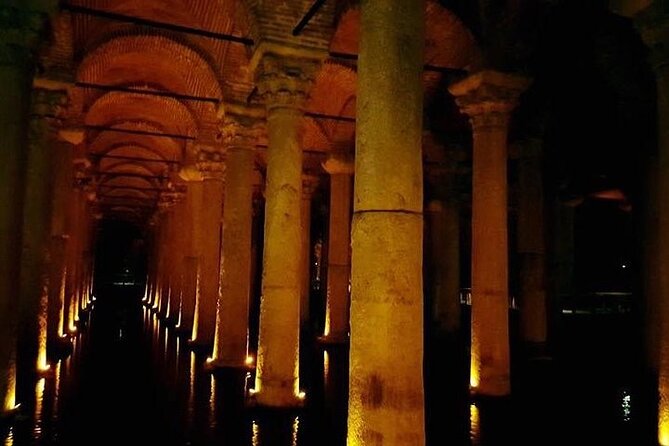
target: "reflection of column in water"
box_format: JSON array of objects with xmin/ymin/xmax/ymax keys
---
[
  {"xmin": 33, "ymin": 377, "xmax": 46, "ymax": 440},
  {"xmin": 188, "ymin": 352, "xmax": 196, "ymax": 425},
  {"xmin": 470, "ymin": 403, "xmax": 481, "ymax": 445},
  {"xmin": 209, "ymin": 374, "xmax": 216, "ymax": 429},
  {"xmin": 323, "ymin": 351, "xmax": 330, "ymax": 388},
  {"xmin": 291, "ymin": 416, "xmax": 299, "ymax": 446},
  {"xmin": 53, "ymin": 361, "xmax": 62, "ymax": 422},
  {"xmin": 251, "ymin": 419, "xmax": 259, "ymax": 446},
  {"xmin": 176, "ymin": 336, "xmax": 181, "ymax": 375}
]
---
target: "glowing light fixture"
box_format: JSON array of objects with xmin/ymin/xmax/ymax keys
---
[{"xmin": 245, "ymin": 355, "xmax": 255, "ymax": 367}]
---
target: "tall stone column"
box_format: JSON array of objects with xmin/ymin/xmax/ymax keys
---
[
  {"xmin": 321, "ymin": 155, "xmax": 353, "ymax": 343},
  {"xmin": 348, "ymin": 1, "xmax": 425, "ymax": 444},
  {"xmin": 449, "ymin": 71, "xmax": 529, "ymax": 397},
  {"xmin": 210, "ymin": 108, "xmax": 261, "ymax": 368},
  {"xmin": 517, "ymin": 138, "xmax": 548, "ymax": 351},
  {"xmin": 47, "ymin": 133, "xmax": 78, "ymax": 355},
  {"xmin": 426, "ymin": 165, "xmax": 461, "ymax": 335},
  {"xmin": 150, "ymin": 213, "xmax": 167, "ymax": 311},
  {"xmin": 167, "ymin": 184, "xmax": 187, "ymax": 324},
  {"xmin": 17, "ymin": 88, "xmax": 67, "ymax": 380},
  {"xmin": 176, "ymin": 180, "xmax": 203, "ymax": 335},
  {"xmin": 190, "ymin": 147, "xmax": 224, "ymax": 347},
  {"xmin": 300, "ymin": 175, "xmax": 319, "ymax": 328},
  {"xmin": 158, "ymin": 204, "xmax": 175, "ymax": 318},
  {"xmin": 638, "ymin": 8, "xmax": 669, "ymax": 445},
  {"xmin": 0, "ymin": 5, "xmax": 47, "ymax": 414},
  {"xmin": 251, "ymin": 52, "xmax": 320, "ymax": 407}
]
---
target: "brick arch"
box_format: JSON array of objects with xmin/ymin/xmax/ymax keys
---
[
  {"xmin": 84, "ymin": 92, "xmax": 199, "ymax": 140},
  {"xmin": 77, "ymin": 34, "xmax": 223, "ymax": 100},
  {"xmin": 99, "ymin": 158, "xmax": 166, "ymax": 177},
  {"xmin": 87, "ymin": 128, "xmax": 184, "ymax": 163}
]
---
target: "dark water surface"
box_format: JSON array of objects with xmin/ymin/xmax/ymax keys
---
[{"xmin": 0, "ymin": 287, "xmax": 655, "ymax": 445}]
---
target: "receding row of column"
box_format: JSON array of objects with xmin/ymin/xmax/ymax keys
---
[{"xmin": 0, "ymin": 34, "xmax": 97, "ymax": 415}]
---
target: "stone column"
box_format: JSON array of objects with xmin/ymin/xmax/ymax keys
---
[
  {"xmin": 176, "ymin": 180, "xmax": 203, "ymax": 335},
  {"xmin": 251, "ymin": 52, "xmax": 320, "ymax": 407},
  {"xmin": 150, "ymin": 213, "xmax": 167, "ymax": 311},
  {"xmin": 210, "ymin": 108, "xmax": 261, "ymax": 368},
  {"xmin": 300, "ymin": 174, "xmax": 319, "ymax": 328},
  {"xmin": 167, "ymin": 185, "xmax": 187, "ymax": 324},
  {"xmin": 47, "ymin": 133, "xmax": 78, "ymax": 355},
  {"xmin": 449, "ymin": 71, "xmax": 529, "ymax": 397},
  {"xmin": 190, "ymin": 147, "xmax": 224, "ymax": 347},
  {"xmin": 158, "ymin": 203, "xmax": 175, "ymax": 319},
  {"xmin": 0, "ymin": 5, "xmax": 47, "ymax": 414},
  {"xmin": 17, "ymin": 88, "xmax": 67, "ymax": 379},
  {"xmin": 426, "ymin": 165, "xmax": 461, "ymax": 335},
  {"xmin": 638, "ymin": 8, "xmax": 669, "ymax": 445},
  {"xmin": 516, "ymin": 138, "xmax": 548, "ymax": 351},
  {"xmin": 348, "ymin": 1, "xmax": 425, "ymax": 444},
  {"xmin": 321, "ymin": 155, "xmax": 353, "ymax": 343}
]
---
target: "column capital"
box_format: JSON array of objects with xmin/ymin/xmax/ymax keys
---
[
  {"xmin": 636, "ymin": 5, "xmax": 669, "ymax": 70},
  {"xmin": 221, "ymin": 103, "xmax": 265, "ymax": 149},
  {"xmin": 31, "ymin": 87, "xmax": 69, "ymax": 131},
  {"xmin": 0, "ymin": 6, "xmax": 49, "ymax": 67},
  {"xmin": 322, "ymin": 153, "xmax": 354, "ymax": 176},
  {"xmin": 254, "ymin": 52, "xmax": 321, "ymax": 111},
  {"xmin": 302, "ymin": 174, "xmax": 320, "ymax": 198},
  {"xmin": 449, "ymin": 70, "xmax": 531, "ymax": 131},
  {"xmin": 195, "ymin": 145, "xmax": 225, "ymax": 180}
]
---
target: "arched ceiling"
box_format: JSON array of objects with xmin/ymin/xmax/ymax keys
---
[{"xmin": 64, "ymin": 0, "xmax": 479, "ymax": 223}]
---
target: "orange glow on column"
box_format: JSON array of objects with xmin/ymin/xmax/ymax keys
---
[
  {"xmin": 660, "ymin": 391, "xmax": 669, "ymax": 445},
  {"xmin": 3, "ymin": 363, "xmax": 17, "ymax": 412},
  {"xmin": 37, "ymin": 284, "xmax": 50, "ymax": 373},
  {"xmin": 470, "ymin": 335, "xmax": 481, "ymax": 390}
]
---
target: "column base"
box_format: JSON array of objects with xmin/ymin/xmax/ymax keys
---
[
  {"xmin": 187, "ymin": 338, "xmax": 213, "ymax": 353},
  {"xmin": 316, "ymin": 333, "xmax": 349, "ymax": 345},
  {"xmin": 245, "ymin": 389, "xmax": 306, "ymax": 409},
  {"xmin": 174, "ymin": 325, "xmax": 193, "ymax": 337},
  {"xmin": 163, "ymin": 316, "xmax": 178, "ymax": 327},
  {"xmin": 205, "ymin": 357, "xmax": 256, "ymax": 373},
  {"xmin": 48, "ymin": 336, "xmax": 73, "ymax": 359},
  {"xmin": 0, "ymin": 405, "xmax": 20, "ymax": 422}
]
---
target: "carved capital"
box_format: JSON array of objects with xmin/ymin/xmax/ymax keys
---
[
  {"xmin": 31, "ymin": 88, "xmax": 68, "ymax": 133},
  {"xmin": 449, "ymin": 71, "xmax": 530, "ymax": 131},
  {"xmin": 221, "ymin": 105, "xmax": 264, "ymax": 149},
  {"xmin": 322, "ymin": 152, "xmax": 354, "ymax": 176},
  {"xmin": 0, "ymin": 6, "xmax": 48, "ymax": 67},
  {"xmin": 255, "ymin": 53, "xmax": 320, "ymax": 110},
  {"xmin": 195, "ymin": 146, "xmax": 226, "ymax": 180}
]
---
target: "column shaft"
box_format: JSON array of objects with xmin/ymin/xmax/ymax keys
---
[
  {"xmin": 255, "ymin": 105, "xmax": 304, "ymax": 406},
  {"xmin": 323, "ymin": 173, "xmax": 352, "ymax": 342},
  {"xmin": 212, "ymin": 145, "xmax": 254, "ymax": 367},
  {"xmin": 299, "ymin": 184, "xmax": 313, "ymax": 327},
  {"xmin": 517, "ymin": 140, "xmax": 547, "ymax": 347},
  {"xmin": 178, "ymin": 181, "xmax": 203, "ymax": 334},
  {"xmin": 348, "ymin": 1, "xmax": 425, "ymax": 444},
  {"xmin": 191, "ymin": 178, "xmax": 223, "ymax": 346},
  {"xmin": 0, "ymin": 44, "xmax": 33, "ymax": 413}
]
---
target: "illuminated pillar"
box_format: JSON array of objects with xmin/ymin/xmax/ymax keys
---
[
  {"xmin": 177, "ymin": 181, "xmax": 203, "ymax": 335},
  {"xmin": 426, "ymin": 164, "xmax": 461, "ymax": 334},
  {"xmin": 252, "ymin": 52, "xmax": 320, "ymax": 407},
  {"xmin": 348, "ymin": 1, "xmax": 425, "ymax": 443},
  {"xmin": 210, "ymin": 109, "xmax": 260, "ymax": 368},
  {"xmin": 0, "ymin": 6, "xmax": 47, "ymax": 414},
  {"xmin": 450, "ymin": 71, "xmax": 529, "ymax": 396},
  {"xmin": 190, "ymin": 148, "xmax": 224, "ymax": 347},
  {"xmin": 321, "ymin": 154, "xmax": 353, "ymax": 343},
  {"xmin": 47, "ymin": 134, "xmax": 78, "ymax": 353},
  {"xmin": 300, "ymin": 174, "xmax": 318, "ymax": 328},
  {"xmin": 638, "ymin": 8, "xmax": 669, "ymax": 445},
  {"xmin": 517, "ymin": 138, "xmax": 547, "ymax": 351},
  {"xmin": 158, "ymin": 205, "xmax": 175, "ymax": 319},
  {"xmin": 167, "ymin": 185, "xmax": 187, "ymax": 324},
  {"xmin": 17, "ymin": 88, "xmax": 66, "ymax": 378}
]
